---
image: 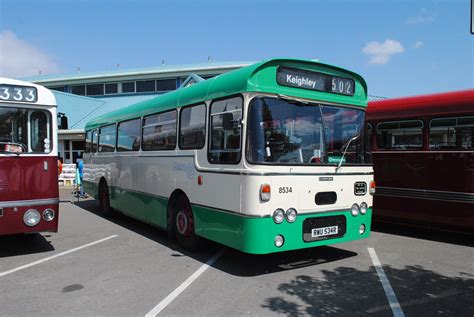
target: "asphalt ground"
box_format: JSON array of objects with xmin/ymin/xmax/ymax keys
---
[{"xmin": 0, "ymin": 187, "xmax": 473, "ymax": 317}]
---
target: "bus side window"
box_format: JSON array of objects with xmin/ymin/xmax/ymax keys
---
[
  {"xmin": 179, "ymin": 104, "xmax": 206, "ymax": 150},
  {"xmin": 92, "ymin": 130, "xmax": 98, "ymax": 153},
  {"xmin": 208, "ymin": 96, "xmax": 243, "ymax": 164},
  {"xmin": 98, "ymin": 124, "xmax": 116, "ymax": 153},
  {"xmin": 142, "ymin": 110, "xmax": 177, "ymax": 151},
  {"xmin": 430, "ymin": 116, "xmax": 474, "ymax": 150},
  {"xmin": 85, "ymin": 130, "xmax": 92, "ymax": 153},
  {"xmin": 377, "ymin": 120, "xmax": 423, "ymax": 150},
  {"xmin": 117, "ymin": 118, "xmax": 141, "ymax": 151}
]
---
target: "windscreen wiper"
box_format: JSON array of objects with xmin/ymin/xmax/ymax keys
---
[{"xmin": 335, "ymin": 134, "xmax": 360, "ymax": 173}]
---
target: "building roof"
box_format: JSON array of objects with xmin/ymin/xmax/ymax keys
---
[
  {"xmin": 86, "ymin": 58, "xmax": 368, "ymax": 130},
  {"xmin": 22, "ymin": 61, "xmax": 253, "ymax": 85},
  {"xmin": 53, "ymin": 91, "xmax": 159, "ymax": 130}
]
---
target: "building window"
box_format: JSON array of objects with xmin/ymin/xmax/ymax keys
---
[
  {"xmin": 117, "ymin": 118, "xmax": 141, "ymax": 151},
  {"xmin": 180, "ymin": 104, "xmax": 206, "ymax": 149},
  {"xmin": 156, "ymin": 79, "xmax": 176, "ymax": 92},
  {"xmin": 98, "ymin": 124, "xmax": 116, "ymax": 152},
  {"xmin": 50, "ymin": 86, "xmax": 65, "ymax": 92},
  {"xmin": 71, "ymin": 85, "xmax": 86, "ymax": 95},
  {"xmin": 72, "ymin": 140, "xmax": 85, "ymax": 161},
  {"xmin": 208, "ymin": 96, "xmax": 242, "ymax": 164},
  {"xmin": 105, "ymin": 83, "xmax": 118, "ymax": 94},
  {"xmin": 201, "ymin": 74, "xmax": 217, "ymax": 79},
  {"xmin": 377, "ymin": 120, "xmax": 424, "ymax": 150},
  {"xmin": 86, "ymin": 84, "xmax": 104, "ymax": 96},
  {"xmin": 142, "ymin": 110, "xmax": 177, "ymax": 150},
  {"xmin": 122, "ymin": 82, "xmax": 135, "ymax": 93},
  {"xmin": 136, "ymin": 80, "xmax": 156, "ymax": 92}
]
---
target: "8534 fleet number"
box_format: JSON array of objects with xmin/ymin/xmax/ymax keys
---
[{"xmin": 279, "ymin": 187, "xmax": 293, "ymax": 194}]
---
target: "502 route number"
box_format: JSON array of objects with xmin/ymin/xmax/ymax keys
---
[{"xmin": 279, "ymin": 187, "xmax": 293, "ymax": 194}]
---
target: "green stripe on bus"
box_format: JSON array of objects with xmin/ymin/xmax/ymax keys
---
[{"xmin": 83, "ymin": 181, "xmax": 371, "ymax": 254}]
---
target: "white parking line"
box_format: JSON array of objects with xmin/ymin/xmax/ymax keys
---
[
  {"xmin": 145, "ymin": 249, "xmax": 225, "ymax": 317},
  {"xmin": 0, "ymin": 235, "xmax": 118, "ymax": 277},
  {"xmin": 368, "ymin": 247, "xmax": 405, "ymax": 317}
]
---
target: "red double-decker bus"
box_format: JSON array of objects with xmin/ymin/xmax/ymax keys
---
[
  {"xmin": 367, "ymin": 90, "xmax": 474, "ymax": 232},
  {"xmin": 0, "ymin": 78, "xmax": 59, "ymax": 236}
]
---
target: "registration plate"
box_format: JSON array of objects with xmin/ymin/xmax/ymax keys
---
[{"xmin": 311, "ymin": 226, "xmax": 338, "ymax": 238}]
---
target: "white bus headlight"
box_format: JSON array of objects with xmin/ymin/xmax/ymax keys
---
[
  {"xmin": 285, "ymin": 208, "xmax": 297, "ymax": 223},
  {"xmin": 24, "ymin": 209, "xmax": 41, "ymax": 227},
  {"xmin": 360, "ymin": 202, "xmax": 368, "ymax": 215},
  {"xmin": 273, "ymin": 208, "xmax": 285, "ymax": 224},
  {"xmin": 351, "ymin": 203, "xmax": 360, "ymax": 217},
  {"xmin": 274, "ymin": 235, "xmax": 285, "ymax": 247},
  {"xmin": 359, "ymin": 224, "xmax": 366, "ymax": 235},
  {"xmin": 43, "ymin": 208, "xmax": 55, "ymax": 221}
]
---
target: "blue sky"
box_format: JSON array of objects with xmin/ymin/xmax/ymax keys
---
[{"xmin": 0, "ymin": 0, "xmax": 472, "ymax": 97}]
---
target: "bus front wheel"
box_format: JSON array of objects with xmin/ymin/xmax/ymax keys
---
[
  {"xmin": 173, "ymin": 197, "xmax": 203, "ymax": 251},
  {"xmin": 99, "ymin": 181, "xmax": 114, "ymax": 218}
]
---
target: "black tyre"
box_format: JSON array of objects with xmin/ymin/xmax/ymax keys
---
[
  {"xmin": 173, "ymin": 196, "xmax": 203, "ymax": 251},
  {"xmin": 99, "ymin": 181, "xmax": 114, "ymax": 218}
]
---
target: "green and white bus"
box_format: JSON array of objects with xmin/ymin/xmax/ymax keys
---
[{"xmin": 83, "ymin": 58, "xmax": 374, "ymax": 254}]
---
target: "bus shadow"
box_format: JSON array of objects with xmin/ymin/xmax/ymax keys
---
[
  {"xmin": 372, "ymin": 221, "xmax": 474, "ymax": 247},
  {"xmin": 261, "ymin": 264, "xmax": 474, "ymax": 316},
  {"xmin": 74, "ymin": 199, "xmax": 358, "ymax": 277},
  {"xmin": 0, "ymin": 234, "xmax": 55, "ymax": 258},
  {"xmin": 214, "ymin": 246, "xmax": 358, "ymax": 277}
]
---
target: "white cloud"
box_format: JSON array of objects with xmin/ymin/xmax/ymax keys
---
[
  {"xmin": 406, "ymin": 8, "xmax": 436, "ymax": 24},
  {"xmin": 362, "ymin": 39, "xmax": 405, "ymax": 65},
  {"xmin": 414, "ymin": 41, "xmax": 424, "ymax": 49},
  {"xmin": 0, "ymin": 30, "xmax": 59, "ymax": 78}
]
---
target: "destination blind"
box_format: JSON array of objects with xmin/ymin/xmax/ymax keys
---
[{"xmin": 277, "ymin": 67, "xmax": 355, "ymax": 96}]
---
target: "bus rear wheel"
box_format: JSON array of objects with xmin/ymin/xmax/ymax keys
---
[
  {"xmin": 99, "ymin": 182, "xmax": 114, "ymax": 218},
  {"xmin": 173, "ymin": 198, "xmax": 203, "ymax": 251}
]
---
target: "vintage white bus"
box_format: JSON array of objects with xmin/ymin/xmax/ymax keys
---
[{"xmin": 83, "ymin": 59, "xmax": 374, "ymax": 254}]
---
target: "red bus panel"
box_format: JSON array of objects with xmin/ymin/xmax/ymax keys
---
[
  {"xmin": 0, "ymin": 156, "xmax": 59, "ymax": 235},
  {"xmin": 367, "ymin": 90, "xmax": 474, "ymax": 232}
]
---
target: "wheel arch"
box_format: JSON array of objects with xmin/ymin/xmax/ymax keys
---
[{"xmin": 167, "ymin": 189, "xmax": 189, "ymax": 234}]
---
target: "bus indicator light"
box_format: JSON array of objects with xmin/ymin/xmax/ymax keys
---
[
  {"xmin": 260, "ymin": 184, "xmax": 271, "ymax": 202},
  {"xmin": 369, "ymin": 181, "xmax": 376, "ymax": 195},
  {"xmin": 198, "ymin": 175, "xmax": 203, "ymax": 185}
]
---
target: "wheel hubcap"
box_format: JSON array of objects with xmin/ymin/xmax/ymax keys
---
[
  {"xmin": 176, "ymin": 207, "xmax": 194, "ymax": 237},
  {"xmin": 176, "ymin": 211, "xmax": 188, "ymax": 235}
]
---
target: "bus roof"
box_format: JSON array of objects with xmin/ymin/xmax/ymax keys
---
[
  {"xmin": 0, "ymin": 77, "xmax": 56, "ymax": 107},
  {"xmin": 85, "ymin": 58, "xmax": 367, "ymax": 130},
  {"xmin": 367, "ymin": 89, "xmax": 474, "ymax": 121}
]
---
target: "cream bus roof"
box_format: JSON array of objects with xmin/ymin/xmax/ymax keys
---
[{"xmin": 0, "ymin": 77, "xmax": 56, "ymax": 107}]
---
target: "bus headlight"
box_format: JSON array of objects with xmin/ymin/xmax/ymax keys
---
[
  {"xmin": 285, "ymin": 208, "xmax": 297, "ymax": 223},
  {"xmin": 24, "ymin": 209, "xmax": 41, "ymax": 227},
  {"xmin": 351, "ymin": 203, "xmax": 360, "ymax": 217},
  {"xmin": 273, "ymin": 208, "xmax": 285, "ymax": 224},
  {"xmin": 359, "ymin": 224, "xmax": 366, "ymax": 235},
  {"xmin": 360, "ymin": 202, "xmax": 368, "ymax": 215},
  {"xmin": 274, "ymin": 235, "xmax": 285, "ymax": 247},
  {"xmin": 43, "ymin": 208, "xmax": 55, "ymax": 221}
]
